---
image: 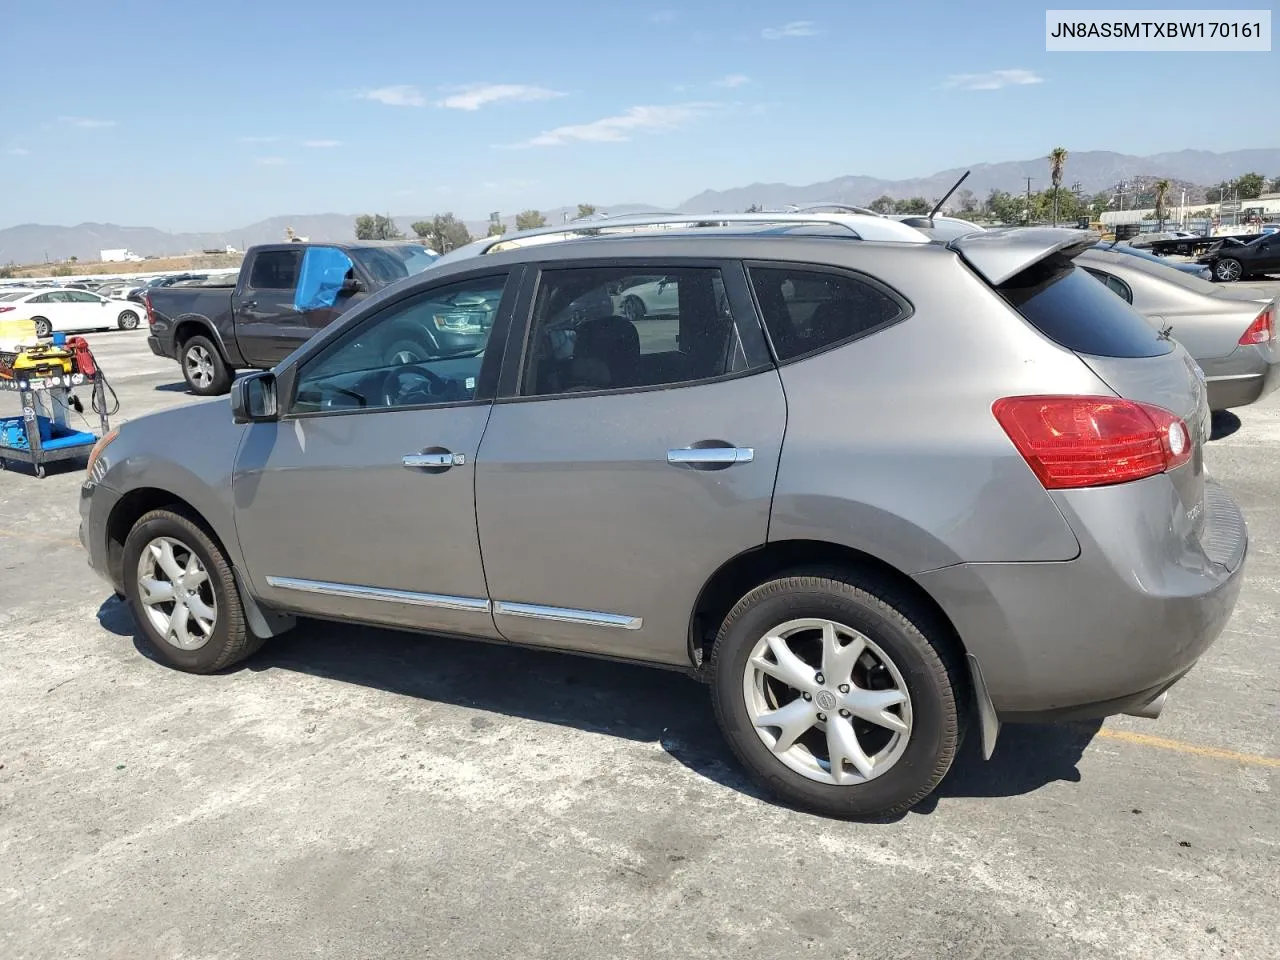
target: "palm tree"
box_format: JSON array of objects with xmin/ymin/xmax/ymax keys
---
[
  {"xmin": 1154, "ymin": 179, "xmax": 1171, "ymax": 231},
  {"xmin": 1048, "ymin": 147, "xmax": 1068, "ymax": 226}
]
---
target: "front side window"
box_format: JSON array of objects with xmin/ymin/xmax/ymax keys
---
[
  {"xmin": 248, "ymin": 249, "xmax": 303, "ymax": 290},
  {"xmin": 291, "ymin": 274, "xmax": 508, "ymax": 414},
  {"xmin": 67, "ymin": 290, "xmax": 101, "ymax": 303},
  {"xmin": 293, "ymin": 246, "xmax": 355, "ymax": 312},
  {"xmin": 520, "ymin": 266, "xmax": 747, "ymax": 397},
  {"xmin": 748, "ymin": 265, "xmax": 909, "ymax": 362}
]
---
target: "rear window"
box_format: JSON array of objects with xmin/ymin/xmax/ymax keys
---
[{"xmin": 1000, "ymin": 255, "xmax": 1171, "ymax": 358}]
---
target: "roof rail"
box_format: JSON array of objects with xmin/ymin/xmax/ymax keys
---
[
  {"xmin": 785, "ymin": 202, "xmax": 882, "ymax": 217},
  {"xmin": 433, "ymin": 210, "xmax": 932, "ymax": 266}
]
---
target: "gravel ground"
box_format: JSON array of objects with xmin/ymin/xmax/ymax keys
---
[{"xmin": 1, "ymin": 295, "xmax": 1278, "ymax": 959}]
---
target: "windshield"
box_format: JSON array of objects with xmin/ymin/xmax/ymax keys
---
[{"xmin": 352, "ymin": 244, "xmax": 439, "ymax": 285}]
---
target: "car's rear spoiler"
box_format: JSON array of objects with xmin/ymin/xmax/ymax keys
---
[{"xmin": 948, "ymin": 227, "xmax": 1098, "ymax": 286}]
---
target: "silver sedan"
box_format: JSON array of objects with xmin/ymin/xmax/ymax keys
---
[{"xmin": 1076, "ymin": 247, "xmax": 1279, "ymax": 411}]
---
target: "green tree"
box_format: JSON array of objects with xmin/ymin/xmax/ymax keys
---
[
  {"xmin": 69, "ymin": 255, "xmax": 79, "ymax": 263},
  {"xmin": 515, "ymin": 209, "xmax": 547, "ymax": 231},
  {"xmin": 744, "ymin": 203, "xmax": 762, "ymax": 213},
  {"xmin": 1047, "ymin": 146, "xmax": 1068, "ymax": 225},
  {"xmin": 868, "ymin": 194, "xmax": 894, "ymax": 214},
  {"xmin": 0, "ymin": 266, "xmax": 14, "ymax": 279},
  {"xmin": 891, "ymin": 197, "xmax": 931, "ymax": 215},
  {"xmin": 487, "ymin": 221, "xmax": 508, "ymax": 237},
  {"xmin": 1089, "ymin": 192, "xmax": 1111, "ymax": 218},
  {"xmin": 985, "ymin": 189, "xmax": 1024, "ymax": 224},
  {"xmin": 413, "ymin": 213, "xmax": 472, "ymax": 253},
  {"xmin": 355, "ymin": 213, "xmax": 403, "ymax": 240},
  {"xmin": 1206, "ymin": 184, "xmax": 1224, "ymax": 203},
  {"xmin": 1272, "ymin": 176, "xmax": 1280, "ymax": 193},
  {"xmin": 575, "ymin": 203, "xmax": 597, "ymax": 220},
  {"xmin": 953, "ymin": 188, "xmax": 977, "ymax": 214},
  {"xmin": 1234, "ymin": 172, "xmax": 1266, "ymax": 200},
  {"xmin": 1153, "ymin": 179, "xmax": 1171, "ymax": 230}
]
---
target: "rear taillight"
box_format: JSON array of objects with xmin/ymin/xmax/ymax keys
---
[
  {"xmin": 1239, "ymin": 305, "xmax": 1275, "ymax": 345},
  {"xmin": 993, "ymin": 395, "xmax": 1192, "ymax": 490},
  {"xmin": 0, "ymin": 306, "xmax": 14, "ymax": 313},
  {"xmin": 143, "ymin": 292, "xmax": 156, "ymax": 328}
]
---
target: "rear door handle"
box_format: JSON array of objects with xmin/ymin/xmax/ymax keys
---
[
  {"xmin": 403, "ymin": 451, "xmax": 466, "ymax": 469},
  {"xmin": 667, "ymin": 446, "xmax": 754, "ymax": 469}
]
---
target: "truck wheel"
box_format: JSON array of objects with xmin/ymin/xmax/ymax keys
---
[
  {"xmin": 181, "ymin": 335, "xmax": 232, "ymax": 395},
  {"xmin": 709, "ymin": 569, "xmax": 964, "ymax": 819}
]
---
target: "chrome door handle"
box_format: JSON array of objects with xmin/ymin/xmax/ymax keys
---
[
  {"xmin": 403, "ymin": 452, "xmax": 464, "ymax": 468},
  {"xmin": 666, "ymin": 446, "xmax": 754, "ymax": 467}
]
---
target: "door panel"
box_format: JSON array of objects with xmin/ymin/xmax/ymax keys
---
[
  {"xmin": 235, "ymin": 248, "xmax": 306, "ymax": 365},
  {"xmin": 475, "ymin": 372, "xmax": 787, "ymax": 665},
  {"xmin": 233, "ymin": 405, "xmax": 500, "ymax": 637}
]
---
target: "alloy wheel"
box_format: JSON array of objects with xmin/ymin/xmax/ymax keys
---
[
  {"xmin": 742, "ymin": 617, "xmax": 913, "ymax": 785},
  {"xmin": 135, "ymin": 536, "xmax": 217, "ymax": 650},
  {"xmin": 185, "ymin": 344, "xmax": 214, "ymax": 389},
  {"xmin": 1216, "ymin": 259, "xmax": 1242, "ymax": 282}
]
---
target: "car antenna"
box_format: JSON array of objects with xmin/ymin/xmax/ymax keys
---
[{"xmin": 928, "ymin": 170, "xmax": 971, "ymax": 225}]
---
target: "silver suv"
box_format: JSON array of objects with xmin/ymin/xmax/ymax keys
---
[{"xmin": 79, "ymin": 216, "xmax": 1247, "ymax": 819}]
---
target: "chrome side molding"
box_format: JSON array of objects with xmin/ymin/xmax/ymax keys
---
[
  {"xmin": 493, "ymin": 601, "xmax": 643, "ymax": 630},
  {"xmin": 265, "ymin": 576, "xmax": 491, "ymax": 612},
  {"xmin": 667, "ymin": 446, "xmax": 754, "ymax": 466}
]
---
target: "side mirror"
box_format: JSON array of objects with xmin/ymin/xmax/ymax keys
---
[
  {"xmin": 340, "ymin": 277, "xmax": 365, "ymax": 296},
  {"xmin": 231, "ymin": 371, "xmax": 278, "ymax": 424}
]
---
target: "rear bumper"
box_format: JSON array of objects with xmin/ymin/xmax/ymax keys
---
[
  {"xmin": 146, "ymin": 335, "xmax": 168, "ymax": 359},
  {"xmin": 80, "ymin": 479, "xmax": 122, "ymax": 590},
  {"xmin": 917, "ymin": 475, "xmax": 1246, "ymax": 720},
  {"xmin": 1203, "ymin": 343, "xmax": 1280, "ymax": 410}
]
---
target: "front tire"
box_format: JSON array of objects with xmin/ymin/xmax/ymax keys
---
[
  {"xmin": 32, "ymin": 317, "xmax": 52, "ymax": 338},
  {"xmin": 181, "ymin": 334, "xmax": 232, "ymax": 395},
  {"xmin": 709, "ymin": 570, "xmax": 963, "ymax": 819},
  {"xmin": 117, "ymin": 310, "xmax": 140, "ymax": 330},
  {"xmin": 1214, "ymin": 258, "xmax": 1243, "ymax": 282},
  {"xmin": 122, "ymin": 508, "xmax": 261, "ymax": 673}
]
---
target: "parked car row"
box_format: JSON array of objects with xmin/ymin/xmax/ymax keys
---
[
  {"xmin": 82, "ymin": 213, "xmax": 1254, "ymax": 820},
  {"xmin": 0, "ymin": 286, "xmax": 144, "ymax": 335}
]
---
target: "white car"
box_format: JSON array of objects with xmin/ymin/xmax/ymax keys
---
[
  {"xmin": 612, "ymin": 275, "xmax": 680, "ymax": 322},
  {"xmin": 0, "ymin": 287, "xmax": 144, "ymax": 337}
]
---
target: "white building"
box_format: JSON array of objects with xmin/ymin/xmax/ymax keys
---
[
  {"xmin": 1101, "ymin": 196, "xmax": 1280, "ymax": 226},
  {"xmin": 99, "ymin": 248, "xmax": 144, "ymax": 262}
]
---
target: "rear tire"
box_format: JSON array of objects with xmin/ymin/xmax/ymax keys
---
[
  {"xmin": 181, "ymin": 334, "xmax": 232, "ymax": 395},
  {"xmin": 622, "ymin": 295, "xmax": 646, "ymax": 323},
  {"xmin": 709, "ymin": 569, "xmax": 964, "ymax": 819},
  {"xmin": 32, "ymin": 317, "xmax": 52, "ymax": 338},
  {"xmin": 122, "ymin": 508, "xmax": 263, "ymax": 673},
  {"xmin": 117, "ymin": 310, "xmax": 140, "ymax": 331}
]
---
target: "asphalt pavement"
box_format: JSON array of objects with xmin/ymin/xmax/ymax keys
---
[{"xmin": 1, "ymin": 302, "xmax": 1278, "ymax": 959}]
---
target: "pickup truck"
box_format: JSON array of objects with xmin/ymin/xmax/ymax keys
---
[{"xmin": 145, "ymin": 241, "xmax": 438, "ymax": 394}]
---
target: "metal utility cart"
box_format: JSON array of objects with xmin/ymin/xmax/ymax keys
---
[{"xmin": 0, "ymin": 371, "xmax": 109, "ymax": 478}]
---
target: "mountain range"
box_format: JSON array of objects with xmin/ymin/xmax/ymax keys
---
[{"xmin": 3, "ymin": 148, "xmax": 1277, "ymax": 266}]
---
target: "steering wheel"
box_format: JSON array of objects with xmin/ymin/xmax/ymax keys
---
[{"xmin": 380, "ymin": 364, "xmax": 449, "ymax": 407}]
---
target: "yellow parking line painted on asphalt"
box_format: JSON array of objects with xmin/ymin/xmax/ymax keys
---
[
  {"xmin": 0, "ymin": 527, "xmax": 81, "ymax": 548},
  {"xmin": 1098, "ymin": 728, "xmax": 1280, "ymax": 768}
]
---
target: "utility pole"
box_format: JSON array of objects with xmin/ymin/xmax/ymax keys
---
[{"xmin": 1024, "ymin": 177, "xmax": 1034, "ymax": 225}]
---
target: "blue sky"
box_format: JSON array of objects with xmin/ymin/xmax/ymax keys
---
[{"xmin": 1, "ymin": 0, "xmax": 1275, "ymax": 230}]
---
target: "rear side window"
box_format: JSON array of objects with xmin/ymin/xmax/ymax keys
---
[
  {"xmin": 1000, "ymin": 256, "xmax": 1171, "ymax": 358},
  {"xmin": 748, "ymin": 265, "xmax": 908, "ymax": 362},
  {"xmin": 248, "ymin": 249, "xmax": 303, "ymax": 290}
]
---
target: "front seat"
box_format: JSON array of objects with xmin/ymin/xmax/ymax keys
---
[{"xmin": 564, "ymin": 316, "xmax": 641, "ymax": 391}]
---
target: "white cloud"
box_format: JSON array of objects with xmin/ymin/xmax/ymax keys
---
[
  {"xmin": 761, "ymin": 21, "xmax": 820, "ymax": 40},
  {"xmin": 6, "ymin": 147, "xmax": 31, "ymax": 156},
  {"xmin": 239, "ymin": 135, "xmax": 280, "ymax": 143},
  {"xmin": 649, "ymin": 10, "xmax": 677, "ymax": 22},
  {"xmin": 302, "ymin": 139, "xmax": 343, "ymax": 148},
  {"xmin": 254, "ymin": 156, "xmax": 289, "ymax": 166},
  {"xmin": 943, "ymin": 68, "xmax": 1045, "ymax": 91},
  {"xmin": 361, "ymin": 85, "xmax": 427, "ymax": 107},
  {"xmin": 437, "ymin": 83, "xmax": 566, "ymax": 111},
  {"xmin": 715, "ymin": 74, "xmax": 750, "ymax": 88},
  {"xmin": 507, "ymin": 103, "xmax": 715, "ymax": 148},
  {"xmin": 60, "ymin": 116, "xmax": 116, "ymax": 129}
]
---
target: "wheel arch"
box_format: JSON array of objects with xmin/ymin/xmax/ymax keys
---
[
  {"xmin": 173, "ymin": 317, "xmax": 230, "ymax": 360},
  {"xmin": 687, "ymin": 538, "xmax": 997, "ymax": 756},
  {"xmin": 104, "ymin": 485, "xmax": 291, "ymax": 640}
]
